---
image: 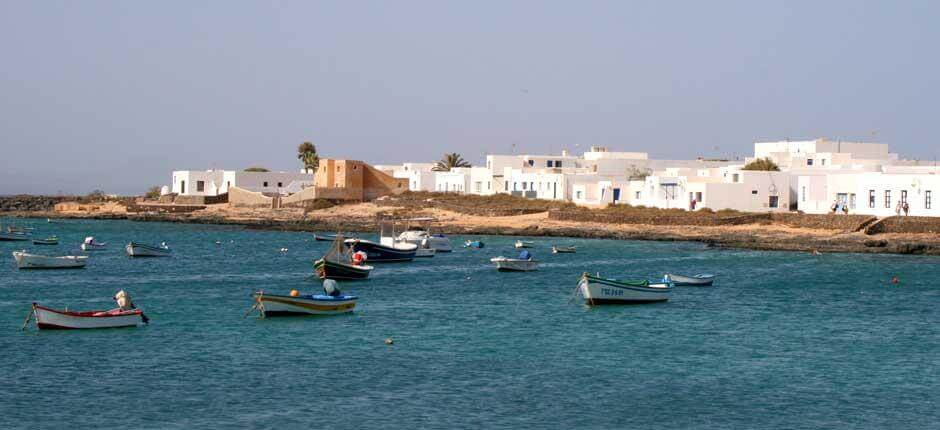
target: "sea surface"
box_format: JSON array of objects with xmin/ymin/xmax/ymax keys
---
[{"xmin": 0, "ymin": 218, "xmax": 937, "ymax": 429}]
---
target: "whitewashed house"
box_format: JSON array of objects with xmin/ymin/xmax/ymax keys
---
[{"xmin": 171, "ymin": 170, "xmax": 314, "ymax": 196}]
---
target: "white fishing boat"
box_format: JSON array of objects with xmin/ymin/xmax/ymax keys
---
[
  {"xmin": 81, "ymin": 236, "xmax": 107, "ymax": 251},
  {"xmin": 25, "ymin": 291, "xmax": 148, "ymax": 329},
  {"xmin": 514, "ymin": 240, "xmax": 535, "ymax": 248},
  {"xmin": 397, "ymin": 217, "xmax": 453, "ymax": 252},
  {"xmin": 577, "ymin": 273, "xmax": 672, "ymax": 304},
  {"xmin": 491, "ymin": 249, "xmax": 538, "ymax": 271},
  {"xmin": 248, "ymin": 280, "xmax": 357, "ymax": 317},
  {"xmin": 552, "ymin": 245, "xmax": 577, "ymax": 254},
  {"xmin": 13, "ymin": 251, "xmax": 88, "ymax": 269},
  {"xmin": 415, "ymin": 247, "xmax": 436, "ymax": 258},
  {"xmin": 126, "ymin": 242, "xmax": 171, "ymax": 257},
  {"xmin": 665, "ymin": 273, "xmax": 716, "ymax": 286}
]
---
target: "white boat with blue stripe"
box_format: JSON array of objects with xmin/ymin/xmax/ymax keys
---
[{"xmin": 578, "ymin": 273, "xmax": 672, "ymax": 304}]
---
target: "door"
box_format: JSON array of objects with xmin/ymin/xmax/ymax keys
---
[
  {"xmin": 180, "ymin": 180, "xmax": 186, "ymax": 194},
  {"xmin": 613, "ymin": 188, "xmax": 621, "ymax": 202}
]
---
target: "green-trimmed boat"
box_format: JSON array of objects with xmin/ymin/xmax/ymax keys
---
[{"xmin": 577, "ymin": 273, "xmax": 672, "ymax": 305}]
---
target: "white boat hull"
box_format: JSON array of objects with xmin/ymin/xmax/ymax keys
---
[
  {"xmin": 81, "ymin": 243, "xmax": 107, "ymax": 251},
  {"xmin": 579, "ymin": 276, "xmax": 671, "ymax": 304},
  {"xmin": 666, "ymin": 274, "xmax": 715, "ymax": 286},
  {"xmin": 33, "ymin": 306, "xmax": 143, "ymax": 329},
  {"xmin": 252, "ymin": 293, "xmax": 357, "ymax": 316},
  {"xmin": 415, "ymin": 248, "xmax": 436, "ymax": 258},
  {"xmin": 126, "ymin": 243, "xmax": 171, "ymax": 257},
  {"xmin": 0, "ymin": 232, "xmax": 30, "ymax": 241},
  {"xmin": 491, "ymin": 257, "xmax": 538, "ymax": 272},
  {"xmin": 13, "ymin": 252, "xmax": 87, "ymax": 269}
]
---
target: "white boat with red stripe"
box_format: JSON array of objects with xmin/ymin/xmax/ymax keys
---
[{"xmin": 27, "ymin": 304, "xmax": 147, "ymax": 329}]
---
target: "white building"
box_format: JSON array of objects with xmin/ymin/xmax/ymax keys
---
[
  {"xmin": 170, "ymin": 170, "xmax": 314, "ymax": 196},
  {"xmin": 797, "ymin": 168, "xmax": 939, "ymax": 216}
]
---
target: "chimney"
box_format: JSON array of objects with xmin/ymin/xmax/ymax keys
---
[{"xmin": 561, "ymin": 149, "xmax": 569, "ymax": 157}]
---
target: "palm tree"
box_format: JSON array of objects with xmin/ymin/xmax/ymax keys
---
[
  {"xmin": 297, "ymin": 142, "xmax": 319, "ymax": 173},
  {"xmin": 742, "ymin": 157, "xmax": 780, "ymax": 171},
  {"xmin": 432, "ymin": 153, "xmax": 472, "ymax": 171}
]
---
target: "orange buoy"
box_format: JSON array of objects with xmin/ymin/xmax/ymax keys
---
[
  {"xmin": 891, "ymin": 277, "xmax": 899, "ymax": 285},
  {"xmin": 290, "ymin": 289, "xmax": 300, "ymax": 297}
]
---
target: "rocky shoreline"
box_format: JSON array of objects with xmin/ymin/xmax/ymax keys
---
[{"xmin": 5, "ymin": 209, "xmax": 940, "ymax": 256}]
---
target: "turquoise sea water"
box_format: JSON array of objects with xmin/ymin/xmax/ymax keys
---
[{"xmin": 1, "ymin": 218, "xmax": 937, "ymax": 429}]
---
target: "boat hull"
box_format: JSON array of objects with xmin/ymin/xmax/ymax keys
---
[
  {"xmin": 13, "ymin": 252, "xmax": 87, "ymax": 269},
  {"xmin": 345, "ymin": 239, "xmax": 416, "ymax": 262},
  {"xmin": 579, "ymin": 275, "xmax": 671, "ymax": 304},
  {"xmin": 400, "ymin": 236, "xmax": 453, "ymax": 252},
  {"xmin": 552, "ymin": 246, "xmax": 576, "ymax": 254},
  {"xmin": 0, "ymin": 232, "xmax": 30, "ymax": 241},
  {"xmin": 81, "ymin": 243, "xmax": 106, "ymax": 251},
  {"xmin": 126, "ymin": 243, "xmax": 171, "ymax": 257},
  {"xmin": 252, "ymin": 293, "xmax": 357, "ymax": 316},
  {"xmin": 32, "ymin": 239, "xmax": 59, "ymax": 245},
  {"xmin": 491, "ymin": 257, "xmax": 538, "ymax": 272},
  {"xmin": 314, "ymin": 258, "xmax": 373, "ymax": 280},
  {"xmin": 314, "ymin": 234, "xmax": 337, "ymax": 242},
  {"xmin": 33, "ymin": 305, "xmax": 143, "ymax": 329},
  {"xmin": 667, "ymin": 274, "xmax": 715, "ymax": 286}
]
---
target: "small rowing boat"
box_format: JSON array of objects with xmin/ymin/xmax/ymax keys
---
[
  {"xmin": 491, "ymin": 249, "xmax": 538, "ymax": 272},
  {"xmin": 7, "ymin": 225, "xmax": 34, "ymax": 233},
  {"xmin": 577, "ymin": 273, "xmax": 672, "ymax": 305},
  {"xmin": 314, "ymin": 233, "xmax": 373, "ymax": 280},
  {"xmin": 314, "ymin": 233, "xmax": 337, "ymax": 242},
  {"xmin": 665, "ymin": 273, "xmax": 716, "ymax": 286},
  {"xmin": 126, "ymin": 242, "xmax": 171, "ymax": 257},
  {"xmin": 81, "ymin": 236, "xmax": 107, "ymax": 251},
  {"xmin": 248, "ymin": 280, "xmax": 357, "ymax": 317},
  {"xmin": 32, "ymin": 236, "xmax": 59, "ymax": 245},
  {"xmin": 13, "ymin": 251, "xmax": 87, "ymax": 269},
  {"xmin": 552, "ymin": 245, "xmax": 577, "ymax": 254},
  {"xmin": 514, "ymin": 240, "xmax": 535, "ymax": 248},
  {"xmin": 24, "ymin": 291, "xmax": 148, "ymax": 329}
]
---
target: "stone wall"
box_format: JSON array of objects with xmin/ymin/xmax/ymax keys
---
[
  {"xmin": 362, "ymin": 164, "xmax": 408, "ymax": 201},
  {"xmin": 126, "ymin": 203, "xmax": 206, "ymax": 213},
  {"xmin": 548, "ymin": 210, "xmax": 772, "ymax": 226},
  {"xmin": 769, "ymin": 213, "xmax": 876, "ymax": 232},
  {"xmin": 0, "ymin": 195, "xmax": 74, "ymax": 212},
  {"xmin": 228, "ymin": 186, "xmax": 273, "ymax": 208},
  {"xmin": 865, "ymin": 216, "xmax": 940, "ymax": 234}
]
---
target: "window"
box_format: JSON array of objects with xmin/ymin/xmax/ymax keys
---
[
  {"xmin": 732, "ymin": 174, "xmax": 739, "ymax": 182},
  {"xmin": 884, "ymin": 190, "xmax": 891, "ymax": 208},
  {"xmin": 751, "ymin": 190, "xmax": 758, "ymax": 195},
  {"xmin": 180, "ymin": 181, "xmax": 186, "ymax": 194},
  {"xmin": 635, "ymin": 191, "xmax": 641, "ymax": 199},
  {"xmin": 226, "ymin": 181, "xmax": 231, "ymax": 189},
  {"xmin": 277, "ymin": 182, "xmax": 283, "ymax": 188},
  {"xmin": 513, "ymin": 182, "xmax": 518, "ymax": 191},
  {"xmin": 850, "ymin": 193, "xmax": 856, "ymax": 209},
  {"xmin": 352, "ymin": 165, "xmax": 357, "ymax": 170},
  {"xmin": 522, "ymin": 182, "xmax": 527, "ymax": 190},
  {"xmin": 576, "ymin": 190, "xmax": 583, "ymax": 199},
  {"xmin": 927, "ymin": 191, "xmax": 932, "ymax": 209},
  {"xmin": 487, "ymin": 181, "xmax": 491, "ymax": 190},
  {"xmin": 263, "ymin": 181, "xmax": 269, "ymax": 187},
  {"xmin": 869, "ymin": 190, "xmax": 875, "ymax": 208},
  {"xmin": 504, "ymin": 182, "xmax": 508, "ymax": 191},
  {"xmin": 530, "ymin": 182, "xmax": 534, "ymax": 190},
  {"xmin": 802, "ymin": 186, "xmax": 806, "ymax": 202},
  {"xmin": 547, "ymin": 160, "xmax": 554, "ymax": 167},
  {"xmin": 769, "ymin": 196, "xmax": 779, "ymax": 208},
  {"xmin": 474, "ymin": 182, "xmax": 482, "ymax": 193},
  {"xmin": 197, "ymin": 181, "xmax": 205, "ymax": 192},
  {"xmin": 807, "ymin": 159, "xmax": 814, "ymax": 166},
  {"xmin": 556, "ymin": 160, "xmax": 562, "ymax": 168},
  {"xmin": 337, "ymin": 166, "xmax": 341, "ymax": 172},
  {"xmin": 901, "ymin": 190, "xmax": 908, "ymax": 204},
  {"xmin": 527, "ymin": 160, "xmax": 534, "ymax": 167}
]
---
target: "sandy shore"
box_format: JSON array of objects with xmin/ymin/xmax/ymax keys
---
[{"xmin": 9, "ymin": 202, "xmax": 940, "ymax": 255}]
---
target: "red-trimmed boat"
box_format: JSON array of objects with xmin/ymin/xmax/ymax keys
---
[{"xmin": 28, "ymin": 304, "xmax": 147, "ymax": 329}]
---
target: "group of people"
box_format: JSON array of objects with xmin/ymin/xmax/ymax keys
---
[{"xmin": 895, "ymin": 200, "xmax": 910, "ymax": 216}]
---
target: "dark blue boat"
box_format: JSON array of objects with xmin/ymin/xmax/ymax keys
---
[{"xmin": 344, "ymin": 239, "xmax": 417, "ymax": 262}]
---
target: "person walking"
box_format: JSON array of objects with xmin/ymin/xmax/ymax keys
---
[{"xmin": 902, "ymin": 201, "xmax": 910, "ymax": 216}]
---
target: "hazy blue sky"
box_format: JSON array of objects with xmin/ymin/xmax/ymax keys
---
[{"xmin": 1, "ymin": 1, "xmax": 938, "ymax": 195}]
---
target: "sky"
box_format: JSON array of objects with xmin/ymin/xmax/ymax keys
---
[{"xmin": 1, "ymin": 1, "xmax": 938, "ymax": 195}]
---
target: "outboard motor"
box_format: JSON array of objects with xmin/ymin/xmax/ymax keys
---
[{"xmin": 323, "ymin": 279, "xmax": 342, "ymax": 297}]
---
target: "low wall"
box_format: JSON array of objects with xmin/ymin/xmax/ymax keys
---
[
  {"xmin": 865, "ymin": 216, "xmax": 940, "ymax": 234},
  {"xmin": 126, "ymin": 203, "xmax": 206, "ymax": 213},
  {"xmin": 548, "ymin": 210, "xmax": 771, "ymax": 226},
  {"xmin": 228, "ymin": 186, "xmax": 273, "ymax": 208},
  {"xmin": 769, "ymin": 213, "xmax": 875, "ymax": 232}
]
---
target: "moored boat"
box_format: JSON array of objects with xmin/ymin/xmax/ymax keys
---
[
  {"xmin": 0, "ymin": 231, "xmax": 30, "ymax": 241},
  {"xmin": 13, "ymin": 251, "xmax": 87, "ymax": 269},
  {"xmin": 24, "ymin": 291, "xmax": 148, "ymax": 330},
  {"xmin": 514, "ymin": 240, "xmax": 535, "ymax": 248},
  {"xmin": 415, "ymin": 247, "xmax": 436, "ymax": 258},
  {"xmin": 577, "ymin": 273, "xmax": 672, "ymax": 305},
  {"xmin": 552, "ymin": 245, "xmax": 577, "ymax": 254},
  {"xmin": 248, "ymin": 280, "xmax": 357, "ymax": 317},
  {"xmin": 491, "ymin": 249, "xmax": 538, "ymax": 271},
  {"xmin": 81, "ymin": 236, "xmax": 107, "ymax": 251},
  {"xmin": 126, "ymin": 242, "xmax": 171, "ymax": 257},
  {"xmin": 346, "ymin": 238, "xmax": 417, "ymax": 262},
  {"xmin": 32, "ymin": 236, "xmax": 59, "ymax": 245},
  {"xmin": 314, "ymin": 233, "xmax": 338, "ymax": 242},
  {"xmin": 397, "ymin": 218, "xmax": 453, "ymax": 252},
  {"xmin": 665, "ymin": 273, "xmax": 716, "ymax": 286},
  {"xmin": 464, "ymin": 240, "xmax": 485, "ymax": 248},
  {"xmin": 314, "ymin": 234, "xmax": 373, "ymax": 280}
]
